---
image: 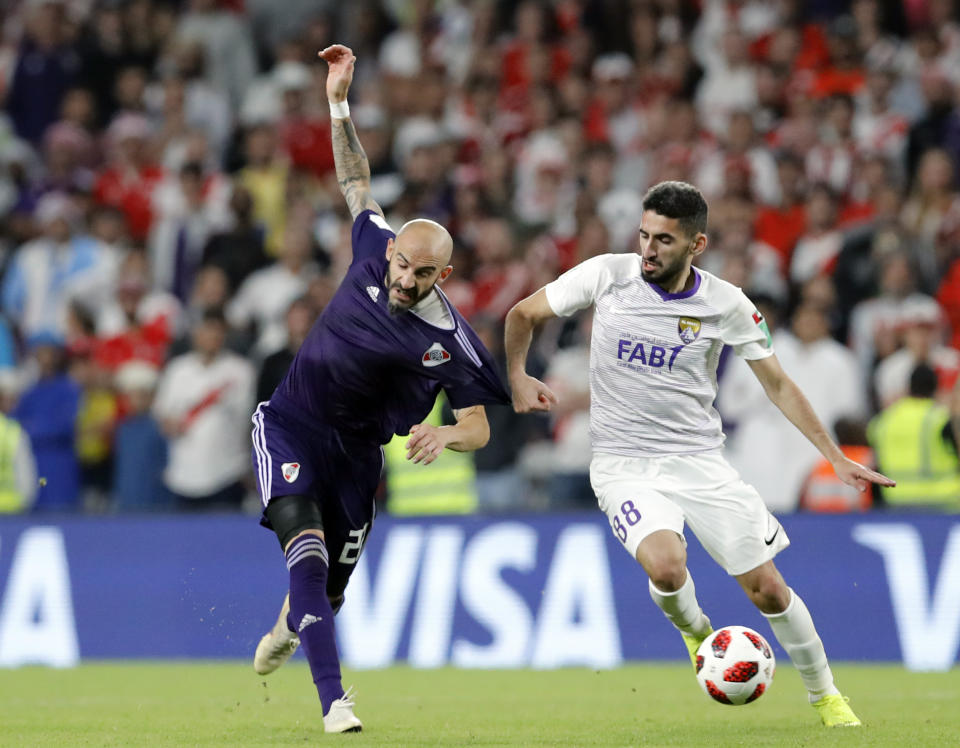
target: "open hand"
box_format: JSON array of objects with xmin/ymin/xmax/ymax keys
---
[
  {"xmin": 318, "ymin": 44, "xmax": 355, "ymax": 102},
  {"xmin": 833, "ymin": 457, "xmax": 896, "ymax": 493}
]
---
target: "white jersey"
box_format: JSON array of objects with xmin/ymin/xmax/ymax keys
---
[{"xmin": 545, "ymin": 254, "xmax": 773, "ymax": 457}]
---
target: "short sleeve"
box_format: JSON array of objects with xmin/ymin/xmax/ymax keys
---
[
  {"xmin": 544, "ymin": 255, "xmax": 612, "ymax": 317},
  {"xmin": 720, "ymin": 290, "xmax": 774, "ymax": 360},
  {"xmin": 351, "ymin": 210, "xmax": 395, "ymax": 265}
]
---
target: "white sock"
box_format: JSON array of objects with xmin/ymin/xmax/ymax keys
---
[
  {"xmin": 763, "ymin": 588, "xmax": 840, "ymax": 702},
  {"xmin": 648, "ymin": 570, "xmax": 712, "ymax": 637}
]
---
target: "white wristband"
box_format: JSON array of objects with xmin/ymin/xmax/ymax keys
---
[{"xmin": 329, "ymin": 100, "xmax": 350, "ymax": 119}]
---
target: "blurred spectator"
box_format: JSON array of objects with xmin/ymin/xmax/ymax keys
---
[
  {"xmin": 0, "ymin": 369, "xmax": 37, "ymax": 513},
  {"xmin": 273, "ymin": 61, "xmax": 334, "ymax": 179},
  {"xmin": 853, "ymin": 63, "xmax": 908, "ymax": 170},
  {"xmin": 152, "ymin": 41, "xmax": 232, "ymax": 161},
  {"xmin": 148, "ymin": 160, "xmax": 231, "ymax": 302},
  {"xmin": 152, "ymin": 308, "xmax": 254, "ymax": 511},
  {"xmin": 848, "ymin": 251, "xmax": 919, "ymax": 388},
  {"xmin": 752, "ymin": 152, "xmax": 807, "ymax": 275},
  {"xmin": 695, "ymin": 30, "xmax": 757, "ymax": 137},
  {"xmin": 0, "ymin": 313, "xmax": 17, "ymax": 369},
  {"xmin": 901, "ymin": 148, "xmax": 960, "ymax": 273},
  {"xmin": 806, "ymin": 95, "xmax": 857, "ymax": 195},
  {"xmin": 869, "ymin": 363, "xmax": 960, "ymax": 509},
  {"xmin": 790, "ymin": 183, "xmax": 843, "ymax": 285},
  {"xmin": 1, "ymin": 192, "xmax": 115, "ymax": 338},
  {"xmin": 175, "ymin": 0, "xmax": 258, "ymax": 112},
  {"xmin": 112, "ymin": 360, "xmax": 172, "ymax": 512},
  {"xmin": 201, "ymin": 185, "xmax": 270, "ymax": 293},
  {"xmin": 70, "ymin": 342, "xmax": 119, "ymax": 512},
  {"xmin": 92, "ymin": 113, "xmax": 164, "ymax": 243},
  {"xmin": 13, "ymin": 332, "xmax": 81, "ymax": 512},
  {"xmin": 256, "ymin": 295, "xmax": 317, "ymax": 404},
  {"xmin": 906, "ymin": 70, "xmax": 955, "ymax": 179},
  {"xmin": 721, "ymin": 298, "xmax": 865, "ymax": 511},
  {"xmin": 695, "ymin": 110, "xmax": 778, "ymax": 205},
  {"xmin": 798, "ymin": 417, "xmax": 875, "ymax": 513},
  {"xmin": 236, "ymin": 123, "xmax": 289, "ymax": 256},
  {"xmin": 95, "ymin": 250, "xmax": 182, "ymax": 369},
  {"xmin": 227, "ymin": 223, "xmax": 324, "ymax": 358},
  {"xmin": 6, "ymin": 0, "xmax": 81, "ymax": 144},
  {"xmin": 874, "ymin": 294, "xmax": 960, "ymax": 407},
  {"xmin": 543, "ymin": 311, "xmax": 594, "ymax": 510}
]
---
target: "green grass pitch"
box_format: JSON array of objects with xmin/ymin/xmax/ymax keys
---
[{"xmin": 1, "ymin": 662, "xmax": 958, "ymax": 746}]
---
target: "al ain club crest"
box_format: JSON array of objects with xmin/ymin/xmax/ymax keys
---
[{"xmin": 678, "ymin": 317, "xmax": 701, "ymax": 344}]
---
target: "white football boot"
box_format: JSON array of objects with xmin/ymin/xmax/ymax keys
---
[
  {"xmin": 323, "ymin": 686, "xmax": 363, "ymax": 733},
  {"xmin": 253, "ymin": 593, "xmax": 300, "ymax": 675}
]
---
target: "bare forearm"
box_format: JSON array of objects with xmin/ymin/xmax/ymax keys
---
[
  {"xmin": 767, "ymin": 378, "xmax": 844, "ymax": 464},
  {"xmin": 504, "ymin": 307, "xmax": 536, "ymax": 383},
  {"xmin": 443, "ymin": 409, "xmax": 490, "ymax": 451},
  {"xmin": 331, "ymin": 117, "xmax": 381, "ymax": 218}
]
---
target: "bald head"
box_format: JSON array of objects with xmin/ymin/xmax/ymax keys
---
[
  {"xmin": 395, "ymin": 218, "xmax": 454, "ymax": 266},
  {"xmin": 385, "ymin": 218, "xmax": 455, "ymax": 315}
]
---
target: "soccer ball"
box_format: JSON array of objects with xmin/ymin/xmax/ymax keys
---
[{"xmin": 695, "ymin": 626, "xmax": 775, "ymax": 705}]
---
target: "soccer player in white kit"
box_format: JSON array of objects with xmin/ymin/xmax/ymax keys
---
[{"xmin": 505, "ymin": 181, "xmax": 895, "ymax": 727}]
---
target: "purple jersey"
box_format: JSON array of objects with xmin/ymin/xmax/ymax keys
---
[{"xmin": 269, "ymin": 211, "xmax": 511, "ymax": 444}]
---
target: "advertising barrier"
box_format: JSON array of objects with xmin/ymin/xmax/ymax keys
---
[{"xmin": 0, "ymin": 513, "xmax": 957, "ymax": 671}]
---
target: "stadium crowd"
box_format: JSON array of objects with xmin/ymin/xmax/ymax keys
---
[{"xmin": 0, "ymin": 0, "xmax": 959, "ymax": 515}]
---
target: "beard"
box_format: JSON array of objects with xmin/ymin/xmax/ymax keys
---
[
  {"xmin": 385, "ymin": 271, "xmax": 431, "ymax": 315},
  {"xmin": 640, "ymin": 253, "xmax": 689, "ymax": 287}
]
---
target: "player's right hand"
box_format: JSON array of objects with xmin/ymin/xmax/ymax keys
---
[
  {"xmin": 510, "ymin": 374, "xmax": 558, "ymax": 413},
  {"xmin": 318, "ymin": 44, "xmax": 355, "ymax": 102}
]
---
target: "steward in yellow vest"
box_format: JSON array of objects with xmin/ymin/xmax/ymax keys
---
[
  {"xmin": 0, "ymin": 411, "xmax": 36, "ymax": 513},
  {"xmin": 384, "ymin": 394, "xmax": 480, "ymax": 515},
  {"xmin": 868, "ymin": 364, "xmax": 960, "ymax": 508}
]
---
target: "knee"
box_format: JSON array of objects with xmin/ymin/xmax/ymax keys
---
[
  {"xmin": 646, "ymin": 558, "xmax": 687, "ymax": 592},
  {"xmin": 745, "ymin": 574, "xmax": 791, "ymax": 614}
]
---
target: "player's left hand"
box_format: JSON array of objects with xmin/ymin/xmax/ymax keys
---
[
  {"xmin": 833, "ymin": 457, "xmax": 896, "ymax": 492},
  {"xmin": 405, "ymin": 423, "xmax": 450, "ymax": 465}
]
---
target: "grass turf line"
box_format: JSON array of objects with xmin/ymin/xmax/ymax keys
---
[{"xmin": 1, "ymin": 662, "xmax": 958, "ymax": 746}]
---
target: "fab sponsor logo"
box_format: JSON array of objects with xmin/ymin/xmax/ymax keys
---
[{"xmin": 616, "ymin": 337, "xmax": 684, "ymax": 372}]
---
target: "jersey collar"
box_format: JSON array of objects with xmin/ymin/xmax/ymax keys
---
[{"xmin": 647, "ymin": 267, "xmax": 701, "ymax": 301}]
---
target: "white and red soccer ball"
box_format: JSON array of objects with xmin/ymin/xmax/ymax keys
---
[{"xmin": 695, "ymin": 626, "xmax": 775, "ymax": 705}]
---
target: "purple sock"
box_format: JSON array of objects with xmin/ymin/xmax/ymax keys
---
[{"xmin": 285, "ymin": 534, "xmax": 343, "ymax": 715}]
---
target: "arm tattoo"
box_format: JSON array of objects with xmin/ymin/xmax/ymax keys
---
[{"xmin": 331, "ymin": 117, "xmax": 383, "ymax": 218}]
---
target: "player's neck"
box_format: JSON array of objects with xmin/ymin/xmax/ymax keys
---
[{"xmin": 656, "ymin": 266, "xmax": 696, "ymax": 295}]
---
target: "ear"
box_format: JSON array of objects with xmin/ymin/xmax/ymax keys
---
[
  {"xmin": 438, "ymin": 265, "xmax": 453, "ymax": 283},
  {"xmin": 690, "ymin": 233, "xmax": 708, "ymax": 258},
  {"xmin": 385, "ymin": 237, "xmax": 395, "ymax": 260}
]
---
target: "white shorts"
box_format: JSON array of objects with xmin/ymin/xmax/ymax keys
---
[{"xmin": 590, "ymin": 451, "xmax": 789, "ymax": 576}]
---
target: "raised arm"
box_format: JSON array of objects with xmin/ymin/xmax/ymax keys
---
[
  {"xmin": 318, "ymin": 44, "xmax": 383, "ymax": 219},
  {"xmin": 504, "ymin": 288, "xmax": 560, "ymax": 413},
  {"xmin": 747, "ymin": 354, "xmax": 895, "ymax": 492}
]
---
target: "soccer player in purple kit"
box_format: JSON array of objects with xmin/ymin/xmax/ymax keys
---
[{"xmin": 250, "ymin": 44, "xmax": 511, "ymax": 733}]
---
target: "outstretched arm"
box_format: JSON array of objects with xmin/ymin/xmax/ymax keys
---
[
  {"xmin": 747, "ymin": 354, "xmax": 895, "ymax": 492},
  {"xmin": 505, "ymin": 288, "xmax": 560, "ymax": 413},
  {"xmin": 319, "ymin": 44, "xmax": 383, "ymax": 219},
  {"xmin": 405, "ymin": 405, "xmax": 490, "ymax": 464}
]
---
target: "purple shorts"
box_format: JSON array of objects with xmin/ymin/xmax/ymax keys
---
[{"xmin": 251, "ymin": 400, "xmax": 383, "ymax": 596}]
